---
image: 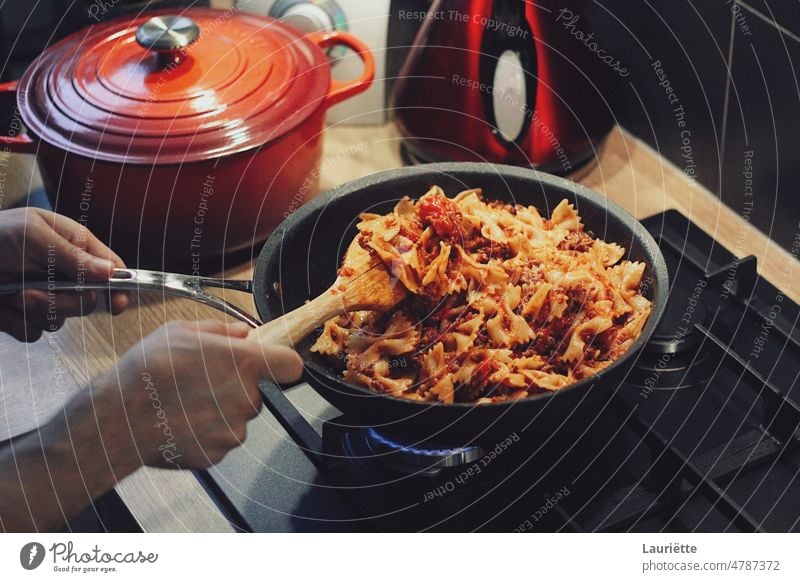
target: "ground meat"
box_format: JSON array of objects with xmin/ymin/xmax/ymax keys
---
[
  {"xmin": 527, "ymin": 333, "xmax": 556, "ymax": 355},
  {"xmin": 591, "ymin": 327, "xmax": 617, "ymax": 351},
  {"xmin": 400, "ymin": 221, "xmax": 422, "ymax": 243},
  {"xmin": 487, "ymin": 199, "xmax": 518, "ymax": 214},
  {"xmin": 567, "ymin": 286, "xmax": 589, "ymax": 313},
  {"xmin": 462, "ymin": 235, "xmax": 513, "ymax": 262},
  {"xmin": 408, "ymin": 295, "xmax": 439, "ymax": 315},
  {"xmin": 417, "ymin": 325, "xmax": 442, "ymax": 351},
  {"xmin": 557, "ymin": 230, "xmax": 594, "ymax": 253},
  {"xmin": 472, "ymin": 326, "xmax": 491, "ymax": 347},
  {"xmin": 533, "ymin": 300, "xmax": 552, "ymax": 326},
  {"xmin": 517, "ymin": 262, "xmax": 544, "ymax": 285},
  {"xmin": 516, "ymin": 263, "xmax": 546, "ymax": 311},
  {"xmin": 455, "ymin": 382, "xmax": 485, "ymax": 403},
  {"xmin": 549, "ymin": 360, "xmax": 573, "ymax": 376},
  {"xmin": 613, "ymin": 312, "xmax": 630, "ymax": 326},
  {"xmin": 408, "ymin": 293, "xmax": 463, "ymax": 324},
  {"xmin": 549, "ymin": 315, "xmax": 576, "ymax": 340}
]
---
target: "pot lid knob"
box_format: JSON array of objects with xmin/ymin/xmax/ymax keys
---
[{"xmin": 135, "ymin": 15, "xmax": 200, "ymax": 67}]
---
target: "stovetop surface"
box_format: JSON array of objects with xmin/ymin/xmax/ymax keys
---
[{"xmin": 201, "ymin": 210, "xmax": 800, "ymax": 532}]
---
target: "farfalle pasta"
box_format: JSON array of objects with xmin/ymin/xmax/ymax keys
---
[{"xmin": 311, "ymin": 186, "xmax": 651, "ymax": 404}]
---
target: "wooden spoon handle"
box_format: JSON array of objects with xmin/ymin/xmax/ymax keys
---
[{"xmin": 247, "ymin": 289, "xmax": 343, "ymax": 347}]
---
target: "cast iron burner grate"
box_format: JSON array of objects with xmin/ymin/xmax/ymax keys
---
[{"xmin": 199, "ymin": 210, "xmax": 800, "ymax": 532}]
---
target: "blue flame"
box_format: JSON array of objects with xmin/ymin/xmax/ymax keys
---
[{"xmin": 366, "ymin": 427, "xmax": 479, "ymax": 457}]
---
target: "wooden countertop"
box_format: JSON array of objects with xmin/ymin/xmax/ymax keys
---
[{"xmin": 1, "ymin": 124, "xmax": 797, "ymax": 532}]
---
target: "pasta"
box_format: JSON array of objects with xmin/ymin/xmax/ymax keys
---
[{"xmin": 311, "ymin": 186, "xmax": 651, "ymax": 404}]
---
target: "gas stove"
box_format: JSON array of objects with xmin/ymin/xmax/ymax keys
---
[{"xmin": 200, "ymin": 209, "xmax": 800, "ymax": 532}]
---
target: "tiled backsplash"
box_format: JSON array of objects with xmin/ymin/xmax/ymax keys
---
[{"xmin": 585, "ymin": 0, "xmax": 800, "ymax": 255}]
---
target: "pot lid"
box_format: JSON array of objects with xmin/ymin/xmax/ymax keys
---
[{"xmin": 18, "ymin": 9, "xmax": 331, "ymax": 164}]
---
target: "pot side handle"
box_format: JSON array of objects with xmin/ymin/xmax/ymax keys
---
[
  {"xmin": 308, "ymin": 31, "xmax": 375, "ymax": 109},
  {"xmin": 0, "ymin": 80, "xmax": 37, "ymax": 155}
]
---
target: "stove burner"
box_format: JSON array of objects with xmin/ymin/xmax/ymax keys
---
[
  {"xmin": 628, "ymin": 349, "xmax": 713, "ymax": 390},
  {"xmin": 627, "ymin": 284, "xmax": 714, "ymax": 390},
  {"xmin": 364, "ymin": 428, "xmax": 485, "ymax": 469},
  {"xmin": 647, "ymin": 294, "xmax": 708, "ymax": 356}
]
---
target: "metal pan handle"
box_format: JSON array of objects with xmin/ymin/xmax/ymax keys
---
[{"xmin": 0, "ymin": 268, "xmax": 262, "ymax": 328}]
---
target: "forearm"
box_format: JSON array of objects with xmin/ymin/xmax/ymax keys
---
[{"xmin": 0, "ymin": 380, "xmax": 140, "ymax": 532}]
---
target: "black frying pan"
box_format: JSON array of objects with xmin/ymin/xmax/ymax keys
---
[
  {"xmin": 253, "ymin": 163, "xmax": 669, "ymax": 446},
  {"xmin": 2, "ymin": 163, "xmax": 667, "ymax": 446}
]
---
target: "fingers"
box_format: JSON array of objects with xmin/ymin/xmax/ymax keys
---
[
  {"xmin": 48, "ymin": 210, "xmax": 127, "ymax": 269},
  {"xmin": 109, "ymin": 291, "xmax": 130, "ymax": 315},
  {"xmin": 191, "ymin": 319, "xmax": 252, "ymax": 338},
  {"xmin": 45, "ymin": 214, "xmax": 130, "ymax": 315},
  {"xmin": 101, "ymin": 288, "xmax": 130, "ymax": 316},
  {"xmin": 14, "ymin": 289, "xmax": 98, "ymax": 330},
  {"xmin": 31, "ymin": 210, "xmax": 120, "ymax": 281},
  {"xmin": 251, "ymin": 343, "xmax": 304, "ymax": 384},
  {"xmin": 185, "ymin": 319, "xmax": 302, "ymax": 397},
  {"xmin": 0, "ymin": 290, "xmax": 95, "ymax": 340},
  {"xmin": 187, "ymin": 320, "xmax": 303, "ymax": 383},
  {"xmin": 184, "ymin": 325, "xmax": 266, "ymax": 413},
  {"xmin": 43, "ymin": 230, "xmax": 116, "ymax": 281},
  {"xmin": 0, "ymin": 304, "xmax": 43, "ymax": 343}
]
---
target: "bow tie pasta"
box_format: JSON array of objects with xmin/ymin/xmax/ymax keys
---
[{"xmin": 311, "ymin": 186, "xmax": 651, "ymax": 404}]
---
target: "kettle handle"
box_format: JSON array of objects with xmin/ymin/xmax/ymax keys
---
[
  {"xmin": 0, "ymin": 80, "xmax": 37, "ymax": 155},
  {"xmin": 308, "ymin": 31, "xmax": 375, "ymax": 109}
]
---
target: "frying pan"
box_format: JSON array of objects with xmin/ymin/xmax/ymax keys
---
[
  {"xmin": 259, "ymin": 163, "xmax": 668, "ymax": 446},
  {"xmin": 2, "ymin": 163, "xmax": 668, "ymax": 447}
]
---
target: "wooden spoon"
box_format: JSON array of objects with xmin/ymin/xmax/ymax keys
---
[{"xmin": 248, "ymin": 239, "xmax": 407, "ymax": 347}]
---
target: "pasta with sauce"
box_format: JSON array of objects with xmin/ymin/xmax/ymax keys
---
[{"xmin": 311, "ymin": 186, "xmax": 651, "ymax": 404}]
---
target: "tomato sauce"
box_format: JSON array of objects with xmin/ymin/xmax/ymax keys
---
[{"xmin": 418, "ymin": 194, "xmax": 461, "ymax": 238}]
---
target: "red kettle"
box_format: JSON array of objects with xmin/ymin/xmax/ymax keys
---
[{"xmin": 392, "ymin": 0, "xmax": 614, "ymax": 174}]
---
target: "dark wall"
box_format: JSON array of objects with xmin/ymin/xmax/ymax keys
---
[
  {"xmin": 582, "ymin": 0, "xmax": 800, "ymax": 255},
  {"xmin": 0, "ymin": 1, "xmax": 211, "ymax": 79}
]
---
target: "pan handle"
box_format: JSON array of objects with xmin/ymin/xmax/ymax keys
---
[
  {"xmin": 308, "ymin": 30, "xmax": 374, "ymax": 109},
  {"xmin": 0, "ymin": 268, "xmax": 262, "ymax": 328},
  {"xmin": 0, "ymin": 80, "xmax": 38, "ymax": 154}
]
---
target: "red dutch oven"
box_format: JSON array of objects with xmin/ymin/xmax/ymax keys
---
[{"xmin": 0, "ymin": 9, "xmax": 374, "ymax": 272}]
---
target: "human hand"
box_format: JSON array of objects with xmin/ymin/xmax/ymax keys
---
[
  {"xmin": 0, "ymin": 208, "xmax": 129, "ymax": 341},
  {"xmin": 82, "ymin": 320, "xmax": 303, "ymax": 469},
  {"xmin": 0, "ymin": 320, "xmax": 303, "ymax": 531}
]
